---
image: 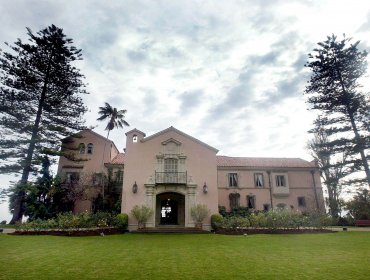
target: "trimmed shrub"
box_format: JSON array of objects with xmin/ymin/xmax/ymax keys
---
[
  {"xmin": 114, "ymin": 213, "xmax": 128, "ymax": 230},
  {"xmin": 249, "ymin": 212, "xmax": 267, "ymax": 228},
  {"xmin": 218, "ymin": 206, "xmax": 227, "ymax": 217},
  {"xmin": 1, "ymin": 220, "xmax": 7, "ymax": 225},
  {"xmin": 230, "ymin": 207, "xmax": 250, "ymax": 217},
  {"xmin": 211, "ymin": 214, "xmax": 224, "ymax": 230},
  {"xmin": 131, "ymin": 205, "xmax": 153, "ymax": 228},
  {"xmin": 190, "ymin": 204, "xmax": 210, "ymax": 224},
  {"xmin": 305, "ymin": 212, "xmax": 332, "ymax": 229},
  {"xmin": 218, "ymin": 206, "xmax": 251, "ymax": 218},
  {"xmin": 221, "ymin": 216, "xmax": 250, "ymax": 230}
]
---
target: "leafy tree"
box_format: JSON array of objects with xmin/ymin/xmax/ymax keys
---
[
  {"xmin": 23, "ymin": 156, "xmax": 54, "ymax": 220},
  {"xmin": 96, "ymin": 102, "xmax": 129, "ymax": 207},
  {"xmin": 97, "ymin": 102, "xmax": 129, "ymax": 138},
  {"xmin": 345, "ymin": 189, "xmax": 370, "ymax": 220},
  {"xmin": 305, "ymin": 35, "xmax": 370, "ymax": 186},
  {"xmin": 2, "ymin": 156, "xmax": 73, "ymax": 221},
  {"xmin": 0, "ymin": 25, "xmax": 88, "ymax": 223},
  {"xmin": 307, "ymin": 117, "xmax": 349, "ymax": 218}
]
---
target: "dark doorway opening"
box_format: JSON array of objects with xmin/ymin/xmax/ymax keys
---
[
  {"xmin": 156, "ymin": 192, "xmax": 185, "ymax": 227},
  {"xmin": 160, "ymin": 198, "xmax": 178, "ymax": 225}
]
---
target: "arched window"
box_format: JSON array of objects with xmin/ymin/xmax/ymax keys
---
[
  {"xmin": 229, "ymin": 193, "xmax": 240, "ymax": 210},
  {"xmin": 87, "ymin": 143, "xmax": 94, "ymax": 154},
  {"xmin": 78, "ymin": 143, "xmax": 85, "ymax": 154},
  {"xmin": 133, "ymin": 135, "xmax": 138, "ymax": 143}
]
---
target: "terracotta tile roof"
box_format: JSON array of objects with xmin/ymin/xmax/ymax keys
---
[
  {"xmin": 217, "ymin": 156, "xmax": 316, "ymax": 168},
  {"xmin": 109, "ymin": 153, "xmax": 125, "ymax": 165}
]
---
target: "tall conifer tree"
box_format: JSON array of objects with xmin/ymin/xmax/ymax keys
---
[
  {"xmin": 0, "ymin": 25, "xmax": 88, "ymax": 223},
  {"xmin": 305, "ymin": 35, "xmax": 370, "ymax": 186}
]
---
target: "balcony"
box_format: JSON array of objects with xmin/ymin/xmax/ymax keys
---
[{"xmin": 155, "ymin": 171, "xmax": 187, "ymax": 185}]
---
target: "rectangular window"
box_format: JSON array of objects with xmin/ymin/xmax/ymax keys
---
[
  {"xmin": 298, "ymin": 197, "xmax": 306, "ymax": 207},
  {"xmin": 164, "ymin": 158, "xmax": 178, "ymax": 172},
  {"xmin": 263, "ymin": 204, "xmax": 270, "ymax": 212},
  {"xmin": 164, "ymin": 158, "xmax": 178, "ymax": 183},
  {"xmin": 115, "ymin": 170, "xmax": 123, "ymax": 183},
  {"xmin": 66, "ymin": 172, "xmax": 79, "ymax": 183},
  {"xmin": 229, "ymin": 193, "xmax": 240, "ymax": 209},
  {"xmin": 247, "ymin": 195, "xmax": 256, "ymax": 209},
  {"xmin": 228, "ymin": 173, "xmax": 238, "ymax": 187},
  {"xmin": 276, "ymin": 175, "xmax": 286, "ymax": 187},
  {"xmin": 254, "ymin": 173, "xmax": 264, "ymax": 187}
]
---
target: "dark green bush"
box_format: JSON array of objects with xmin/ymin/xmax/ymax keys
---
[
  {"xmin": 211, "ymin": 214, "xmax": 224, "ymax": 230},
  {"xmin": 218, "ymin": 206, "xmax": 251, "ymax": 218},
  {"xmin": 218, "ymin": 206, "xmax": 227, "ymax": 217},
  {"xmin": 221, "ymin": 216, "xmax": 250, "ymax": 230},
  {"xmin": 114, "ymin": 213, "xmax": 128, "ymax": 230}
]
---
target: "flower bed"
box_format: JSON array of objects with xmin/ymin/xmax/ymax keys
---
[
  {"xmin": 215, "ymin": 228, "xmax": 334, "ymax": 235},
  {"xmin": 10, "ymin": 227, "xmax": 124, "ymax": 237}
]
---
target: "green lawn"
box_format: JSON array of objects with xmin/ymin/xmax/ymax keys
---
[{"xmin": 1, "ymin": 232, "xmax": 369, "ymax": 280}]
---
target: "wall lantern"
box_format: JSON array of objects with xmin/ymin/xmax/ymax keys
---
[
  {"xmin": 203, "ymin": 182, "xmax": 208, "ymax": 194},
  {"xmin": 132, "ymin": 181, "xmax": 138, "ymax": 193}
]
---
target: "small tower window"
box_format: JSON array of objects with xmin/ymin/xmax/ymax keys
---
[
  {"xmin": 133, "ymin": 135, "xmax": 138, "ymax": 143},
  {"xmin": 78, "ymin": 143, "xmax": 85, "ymax": 154},
  {"xmin": 87, "ymin": 143, "xmax": 94, "ymax": 154}
]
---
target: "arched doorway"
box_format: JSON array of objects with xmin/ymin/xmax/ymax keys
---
[{"xmin": 156, "ymin": 192, "xmax": 185, "ymax": 227}]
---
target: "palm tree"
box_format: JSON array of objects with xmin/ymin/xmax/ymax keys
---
[
  {"xmin": 97, "ymin": 102, "xmax": 129, "ymax": 210},
  {"xmin": 97, "ymin": 102, "xmax": 129, "ymax": 139}
]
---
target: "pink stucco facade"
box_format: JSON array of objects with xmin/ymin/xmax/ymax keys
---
[
  {"xmin": 58, "ymin": 127, "xmax": 325, "ymax": 231},
  {"xmin": 57, "ymin": 130, "xmax": 123, "ymax": 212}
]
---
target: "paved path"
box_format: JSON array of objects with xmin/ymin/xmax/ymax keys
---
[
  {"xmin": 0, "ymin": 228, "xmax": 16, "ymax": 234},
  {"xmin": 328, "ymin": 227, "xmax": 370, "ymax": 232}
]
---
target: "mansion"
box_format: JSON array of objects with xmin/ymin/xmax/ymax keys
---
[{"xmin": 58, "ymin": 127, "xmax": 324, "ymax": 230}]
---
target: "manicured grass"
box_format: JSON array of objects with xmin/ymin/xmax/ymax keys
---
[{"xmin": 1, "ymin": 232, "xmax": 370, "ymax": 280}]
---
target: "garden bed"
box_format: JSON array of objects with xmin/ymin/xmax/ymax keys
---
[
  {"xmin": 215, "ymin": 228, "xmax": 335, "ymax": 235},
  {"xmin": 10, "ymin": 227, "xmax": 125, "ymax": 237}
]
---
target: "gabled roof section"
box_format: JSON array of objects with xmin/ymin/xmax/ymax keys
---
[
  {"xmin": 217, "ymin": 156, "xmax": 317, "ymax": 168},
  {"xmin": 107, "ymin": 153, "xmax": 125, "ymax": 165},
  {"xmin": 62, "ymin": 129, "xmax": 119, "ymax": 153},
  {"xmin": 125, "ymin": 128, "xmax": 146, "ymax": 136},
  {"xmin": 63, "ymin": 129, "xmax": 112, "ymax": 143},
  {"xmin": 141, "ymin": 126, "xmax": 219, "ymax": 153}
]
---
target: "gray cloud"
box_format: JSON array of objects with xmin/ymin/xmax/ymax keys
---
[{"xmin": 179, "ymin": 90, "xmax": 203, "ymax": 115}]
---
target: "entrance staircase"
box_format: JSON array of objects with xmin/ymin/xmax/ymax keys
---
[{"xmin": 132, "ymin": 226, "xmax": 209, "ymax": 234}]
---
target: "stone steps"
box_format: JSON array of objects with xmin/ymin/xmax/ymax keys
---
[{"xmin": 132, "ymin": 227, "xmax": 210, "ymax": 234}]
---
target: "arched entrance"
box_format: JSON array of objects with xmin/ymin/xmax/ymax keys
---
[{"xmin": 156, "ymin": 192, "xmax": 185, "ymax": 227}]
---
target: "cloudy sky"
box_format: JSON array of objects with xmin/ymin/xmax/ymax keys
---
[{"xmin": 1, "ymin": 0, "xmax": 370, "ymax": 221}]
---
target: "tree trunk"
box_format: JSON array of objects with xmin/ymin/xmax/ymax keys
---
[
  {"xmin": 335, "ymin": 63, "xmax": 370, "ymax": 186},
  {"xmin": 9, "ymin": 51, "xmax": 53, "ymax": 224},
  {"xmin": 346, "ymin": 107, "xmax": 370, "ymax": 186}
]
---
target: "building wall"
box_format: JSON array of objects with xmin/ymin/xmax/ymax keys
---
[
  {"xmin": 217, "ymin": 168, "xmax": 324, "ymax": 212},
  {"xmin": 122, "ymin": 128, "xmax": 218, "ymax": 230},
  {"xmin": 57, "ymin": 130, "xmax": 121, "ymax": 212}
]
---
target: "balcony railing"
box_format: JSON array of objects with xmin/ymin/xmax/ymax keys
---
[{"xmin": 155, "ymin": 171, "xmax": 187, "ymax": 185}]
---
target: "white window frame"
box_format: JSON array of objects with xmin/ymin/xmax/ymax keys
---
[
  {"xmin": 228, "ymin": 173, "xmax": 238, "ymax": 187},
  {"xmin": 247, "ymin": 195, "xmax": 256, "ymax": 209},
  {"xmin": 87, "ymin": 143, "xmax": 94, "ymax": 154},
  {"xmin": 275, "ymin": 175, "xmax": 286, "ymax": 187},
  {"xmin": 254, "ymin": 173, "xmax": 264, "ymax": 187}
]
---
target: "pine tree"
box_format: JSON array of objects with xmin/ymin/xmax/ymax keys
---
[
  {"xmin": 307, "ymin": 117, "xmax": 349, "ymax": 217},
  {"xmin": 305, "ymin": 35, "xmax": 370, "ymax": 186},
  {"xmin": 0, "ymin": 25, "xmax": 88, "ymax": 223}
]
